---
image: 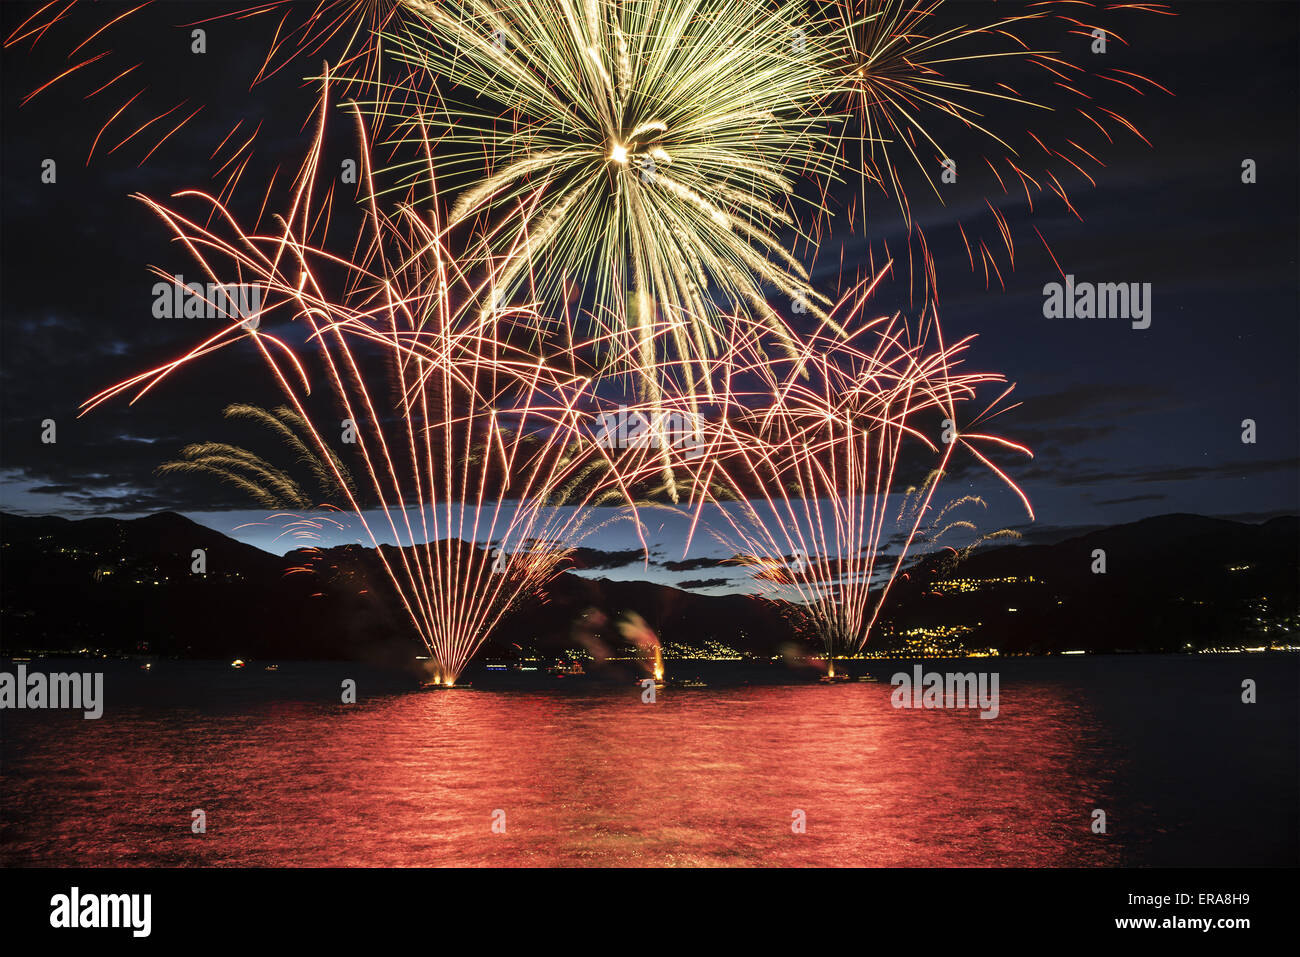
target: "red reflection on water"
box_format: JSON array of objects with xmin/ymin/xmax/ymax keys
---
[{"xmin": 0, "ymin": 678, "xmax": 1117, "ymax": 866}]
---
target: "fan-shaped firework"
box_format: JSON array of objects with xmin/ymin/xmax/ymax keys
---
[
  {"xmin": 644, "ymin": 278, "xmax": 1032, "ymax": 670},
  {"xmin": 84, "ymin": 86, "xmax": 657, "ymax": 685},
  {"xmin": 894, "ymin": 472, "xmax": 1022, "ymax": 571},
  {"xmin": 375, "ymin": 0, "xmax": 840, "ymax": 394},
  {"xmin": 158, "ymin": 402, "xmax": 355, "ymax": 509}
]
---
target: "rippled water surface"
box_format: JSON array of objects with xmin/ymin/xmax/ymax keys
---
[{"xmin": 2, "ymin": 655, "xmax": 1295, "ymax": 866}]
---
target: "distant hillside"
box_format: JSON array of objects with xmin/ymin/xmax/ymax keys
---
[
  {"xmin": 0, "ymin": 510, "xmax": 795, "ymax": 662},
  {"xmin": 0, "ymin": 511, "xmax": 412, "ymax": 663},
  {"xmin": 877, "ymin": 514, "xmax": 1298, "ymax": 653},
  {"xmin": 1, "ymin": 511, "xmax": 1295, "ymax": 660}
]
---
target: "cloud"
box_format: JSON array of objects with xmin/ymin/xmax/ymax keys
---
[
  {"xmin": 1092, "ymin": 493, "xmax": 1169, "ymax": 506},
  {"xmin": 1008, "ymin": 425, "xmax": 1119, "ymax": 447},
  {"xmin": 1004, "ymin": 384, "xmax": 1174, "ymax": 425},
  {"xmin": 564, "ymin": 547, "xmax": 646, "ymax": 571},
  {"xmin": 1020, "ymin": 457, "xmax": 1299, "ymax": 488},
  {"xmin": 677, "ymin": 578, "xmax": 730, "ymax": 590},
  {"xmin": 1211, "ymin": 509, "xmax": 1300, "ymax": 524},
  {"xmin": 660, "ymin": 556, "xmax": 733, "ymax": 571}
]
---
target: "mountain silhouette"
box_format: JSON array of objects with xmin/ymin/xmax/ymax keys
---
[{"xmin": 1, "ymin": 510, "xmax": 1294, "ymax": 661}]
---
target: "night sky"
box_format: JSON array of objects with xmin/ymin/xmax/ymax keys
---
[{"xmin": 1, "ymin": 1, "xmax": 1296, "ymax": 591}]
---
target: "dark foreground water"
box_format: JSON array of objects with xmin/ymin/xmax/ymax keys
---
[{"xmin": 1, "ymin": 654, "xmax": 1295, "ymax": 866}]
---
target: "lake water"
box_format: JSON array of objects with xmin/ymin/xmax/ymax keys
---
[{"xmin": 1, "ymin": 654, "xmax": 1295, "ymax": 866}]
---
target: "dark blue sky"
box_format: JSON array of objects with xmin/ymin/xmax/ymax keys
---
[{"xmin": 1, "ymin": 1, "xmax": 1296, "ymax": 591}]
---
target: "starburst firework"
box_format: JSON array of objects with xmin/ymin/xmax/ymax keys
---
[{"xmin": 374, "ymin": 0, "xmax": 841, "ymax": 394}]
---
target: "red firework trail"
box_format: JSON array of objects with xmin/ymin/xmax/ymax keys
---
[
  {"xmin": 5, "ymin": 1, "xmax": 413, "ymax": 203},
  {"xmin": 633, "ymin": 272, "xmax": 1033, "ymax": 665},
  {"xmin": 814, "ymin": 0, "xmax": 1174, "ymax": 307},
  {"xmin": 82, "ymin": 80, "xmax": 669, "ymax": 684}
]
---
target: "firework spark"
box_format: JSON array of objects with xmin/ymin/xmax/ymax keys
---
[
  {"xmin": 4, "ymin": 0, "xmax": 415, "ymax": 204},
  {"xmin": 642, "ymin": 276, "xmax": 1033, "ymax": 667},
  {"xmin": 373, "ymin": 0, "xmax": 841, "ymax": 395},
  {"xmin": 158, "ymin": 402, "xmax": 355, "ymax": 509},
  {"xmin": 818, "ymin": 0, "xmax": 1173, "ymax": 297},
  {"xmin": 84, "ymin": 83, "xmax": 659, "ymax": 684}
]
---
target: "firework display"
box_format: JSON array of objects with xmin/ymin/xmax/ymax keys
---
[
  {"xmin": 372, "ymin": 0, "xmax": 839, "ymax": 394},
  {"xmin": 158, "ymin": 402, "xmax": 356, "ymax": 509},
  {"xmin": 84, "ymin": 87, "xmax": 665, "ymax": 684},
  {"xmin": 4, "ymin": 0, "xmax": 417, "ymax": 204},
  {"xmin": 638, "ymin": 280, "xmax": 1031, "ymax": 670},
  {"xmin": 819, "ymin": 0, "xmax": 1173, "ymax": 299},
  {"xmin": 60, "ymin": 0, "xmax": 1177, "ymax": 682},
  {"xmin": 9, "ymin": 0, "xmax": 1300, "ymax": 895}
]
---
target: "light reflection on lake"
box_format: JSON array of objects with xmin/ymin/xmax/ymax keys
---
[{"xmin": 1, "ymin": 655, "xmax": 1294, "ymax": 866}]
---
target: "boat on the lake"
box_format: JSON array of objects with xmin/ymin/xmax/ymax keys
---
[{"xmin": 547, "ymin": 660, "xmax": 585, "ymax": 678}]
